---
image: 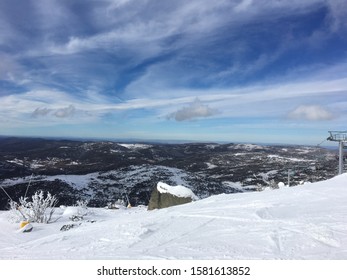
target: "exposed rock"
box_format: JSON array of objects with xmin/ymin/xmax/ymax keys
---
[
  {"xmin": 148, "ymin": 182, "xmax": 197, "ymax": 210},
  {"xmin": 69, "ymin": 215, "xmax": 84, "ymax": 222},
  {"xmin": 60, "ymin": 224, "xmax": 79, "ymax": 231}
]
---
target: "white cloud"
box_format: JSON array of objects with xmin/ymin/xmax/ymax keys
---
[
  {"xmin": 54, "ymin": 105, "xmax": 76, "ymax": 118},
  {"xmin": 31, "ymin": 107, "xmax": 52, "ymax": 118},
  {"xmin": 167, "ymin": 98, "xmax": 218, "ymax": 121},
  {"xmin": 287, "ymin": 105, "xmax": 334, "ymax": 121}
]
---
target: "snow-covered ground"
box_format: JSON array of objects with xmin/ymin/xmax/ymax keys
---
[
  {"xmin": 267, "ymin": 154, "xmax": 313, "ymax": 162},
  {"xmin": 118, "ymin": 143, "xmax": 152, "ymax": 149},
  {"xmin": 0, "ymin": 174, "xmax": 346, "ymax": 260},
  {"xmin": 0, "ymin": 165, "xmax": 190, "ymax": 190}
]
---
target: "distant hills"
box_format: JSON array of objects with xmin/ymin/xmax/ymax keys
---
[{"xmin": 0, "ymin": 137, "xmax": 338, "ymax": 209}]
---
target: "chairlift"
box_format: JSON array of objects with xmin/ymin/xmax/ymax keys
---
[{"xmin": 327, "ymin": 131, "xmax": 347, "ymax": 174}]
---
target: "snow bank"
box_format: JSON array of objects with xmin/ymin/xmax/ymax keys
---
[
  {"xmin": 157, "ymin": 182, "xmax": 198, "ymax": 200},
  {"xmin": 62, "ymin": 207, "xmax": 80, "ymax": 217}
]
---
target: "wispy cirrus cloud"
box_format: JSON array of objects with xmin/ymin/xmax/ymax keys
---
[
  {"xmin": 1, "ymin": 0, "xmax": 347, "ymax": 143},
  {"xmin": 31, "ymin": 105, "xmax": 76, "ymax": 118},
  {"xmin": 2, "ymin": 0, "xmax": 345, "ymax": 96}
]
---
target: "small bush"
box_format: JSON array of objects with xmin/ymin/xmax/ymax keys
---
[
  {"xmin": 75, "ymin": 199, "xmax": 89, "ymax": 216},
  {"xmin": 9, "ymin": 190, "xmax": 58, "ymax": 223}
]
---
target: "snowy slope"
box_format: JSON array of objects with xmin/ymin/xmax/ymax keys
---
[{"xmin": 0, "ymin": 174, "xmax": 346, "ymax": 260}]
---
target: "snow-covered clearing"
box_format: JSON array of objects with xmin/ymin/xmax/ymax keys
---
[
  {"xmin": 206, "ymin": 162, "xmax": 218, "ymax": 169},
  {"xmin": 118, "ymin": 143, "xmax": 152, "ymax": 149},
  {"xmin": 0, "ymin": 174, "xmax": 346, "ymax": 260},
  {"xmin": 234, "ymin": 144, "xmax": 264, "ymax": 150},
  {"xmin": 267, "ymin": 154, "xmax": 313, "ymax": 162},
  {"xmin": 0, "ymin": 165, "xmax": 191, "ymax": 192}
]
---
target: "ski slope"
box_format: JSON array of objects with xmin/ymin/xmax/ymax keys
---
[{"xmin": 0, "ymin": 174, "xmax": 346, "ymax": 260}]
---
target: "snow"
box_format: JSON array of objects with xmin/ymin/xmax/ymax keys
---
[
  {"xmin": 206, "ymin": 162, "xmax": 217, "ymax": 169},
  {"xmin": 234, "ymin": 143, "xmax": 263, "ymax": 150},
  {"xmin": 67, "ymin": 161, "xmax": 80, "ymax": 165},
  {"xmin": 0, "ymin": 173, "xmax": 347, "ymax": 260},
  {"xmin": 43, "ymin": 173, "xmax": 101, "ymax": 192},
  {"xmin": 157, "ymin": 182, "xmax": 198, "ymax": 200},
  {"xmin": 205, "ymin": 144, "xmax": 218, "ymax": 149},
  {"xmin": 62, "ymin": 207, "xmax": 81, "ymax": 217},
  {"xmin": 223, "ymin": 181, "xmax": 243, "ymax": 190},
  {"xmin": 6, "ymin": 159, "xmax": 23, "ymax": 165},
  {"xmin": 118, "ymin": 143, "xmax": 152, "ymax": 149},
  {"xmin": 0, "ymin": 165, "xmax": 193, "ymax": 199},
  {"xmin": 257, "ymin": 170, "xmax": 278, "ymax": 181},
  {"xmin": 268, "ymin": 154, "xmax": 313, "ymax": 162}
]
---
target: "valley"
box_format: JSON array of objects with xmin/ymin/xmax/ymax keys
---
[{"xmin": 0, "ymin": 137, "xmax": 338, "ymax": 209}]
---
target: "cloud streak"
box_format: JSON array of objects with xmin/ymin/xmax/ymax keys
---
[{"xmin": 31, "ymin": 104, "xmax": 77, "ymax": 121}]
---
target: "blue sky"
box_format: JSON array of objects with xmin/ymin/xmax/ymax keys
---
[{"xmin": 1, "ymin": 0, "xmax": 347, "ymax": 145}]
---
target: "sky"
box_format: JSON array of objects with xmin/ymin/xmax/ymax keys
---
[{"xmin": 1, "ymin": 0, "xmax": 347, "ymax": 145}]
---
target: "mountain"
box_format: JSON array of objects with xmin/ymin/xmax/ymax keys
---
[
  {"xmin": 0, "ymin": 173, "xmax": 346, "ymax": 259},
  {"xmin": 0, "ymin": 137, "xmax": 338, "ymax": 209}
]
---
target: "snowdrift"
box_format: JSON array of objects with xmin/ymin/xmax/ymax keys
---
[{"xmin": 0, "ymin": 174, "xmax": 346, "ymax": 260}]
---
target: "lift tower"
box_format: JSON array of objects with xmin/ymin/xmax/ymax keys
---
[{"xmin": 327, "ymin": 131, "xmax": 347, "ymax": 174}]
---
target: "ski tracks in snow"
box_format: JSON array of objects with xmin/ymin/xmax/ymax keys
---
[{"xmin": 255, "ymin": 205, "xmax": 344, "ymax": 259}]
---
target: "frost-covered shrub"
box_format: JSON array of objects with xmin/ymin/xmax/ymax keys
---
[
  {"xmin": 75, "ymin": 199, "xmax": 89, "ymax": 216},
  {"xmin": 8, "ymin": 191, "xmax": 58, "ymax": 223},
  {"xmin": 8, "ymin": 200, "xmax": 26, "ymax": 223}
]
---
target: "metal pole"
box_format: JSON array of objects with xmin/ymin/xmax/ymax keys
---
[
  {"xmin": 1, "ymin": 186, "xmax": 27, "ymax": 220},
  {"xmin": 1, "ymin": 186, "xmax": 13, "ymax": 201},
  {"xmin": 339, "ymin": 141, "xmax": 344, "ymax": 174},
  {"xmin": 24, "ymin": 173, "xmax": 33, "ymax": 198}
]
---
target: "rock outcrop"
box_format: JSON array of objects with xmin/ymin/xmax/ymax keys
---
[{"xmin": 148, "ymin": 182, "xmax": 198, "ymax": 210}]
